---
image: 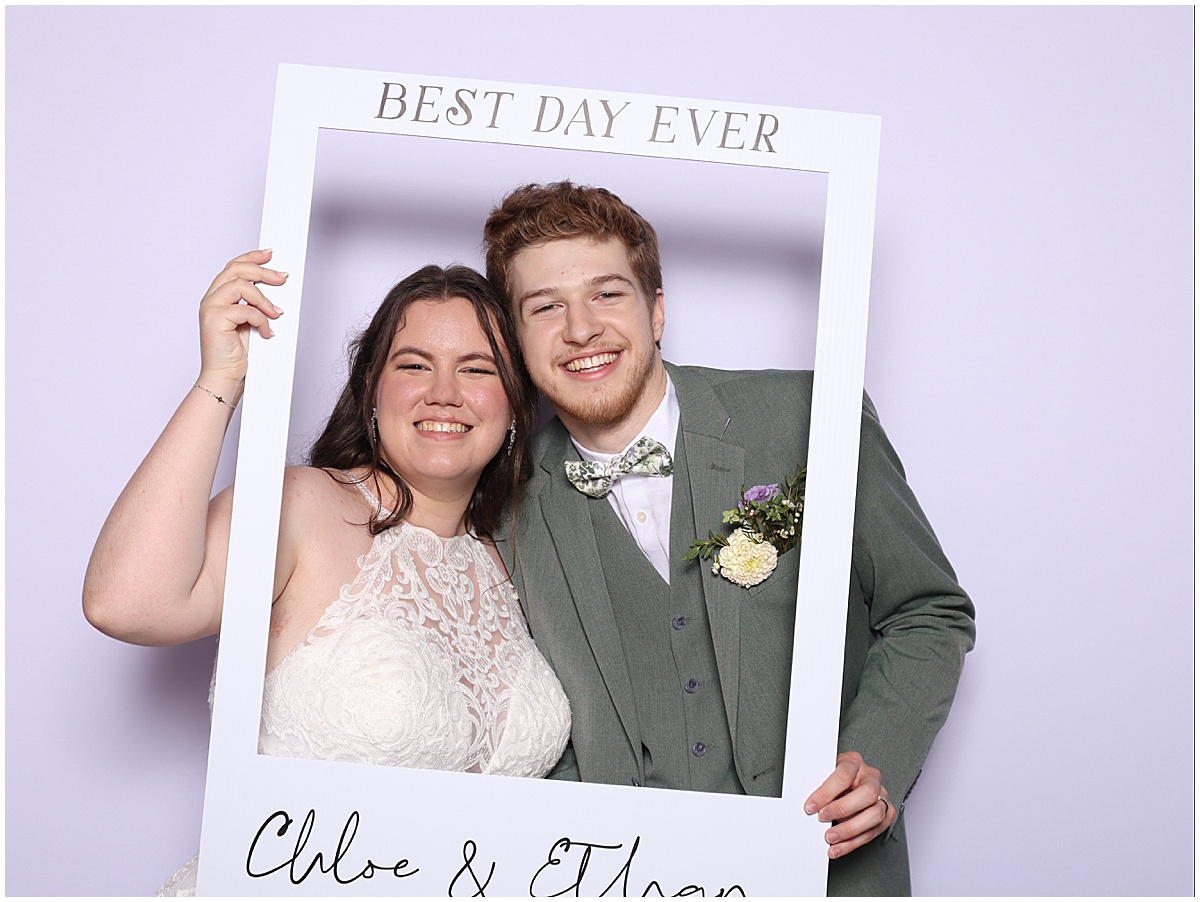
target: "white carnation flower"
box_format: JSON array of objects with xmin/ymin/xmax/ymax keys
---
[{"xmin": 713, "ymin": 530, "xmax": 778, "ymax": 588}]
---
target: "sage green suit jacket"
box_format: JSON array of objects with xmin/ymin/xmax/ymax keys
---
[{"xmin": 499, "ymin": 364, "xmax": 975, "ymax": 895}]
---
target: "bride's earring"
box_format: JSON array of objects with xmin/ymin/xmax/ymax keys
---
[
  {"xmin": 371, "ymin": 407, "xmax": 380, "ymax": 445},
  {"xmin": 505, "ymin": 421, "xmax": 516, "ymax": 455}
]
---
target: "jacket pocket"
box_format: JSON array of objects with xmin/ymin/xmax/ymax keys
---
[{"xmin": 747, "ymin": 543, "xmax": 801, "ymax": 599}]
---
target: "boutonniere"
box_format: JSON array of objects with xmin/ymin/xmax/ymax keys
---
[{"xmin": 684, "ymin": 467, "xmax": 806, "ymax": 588}]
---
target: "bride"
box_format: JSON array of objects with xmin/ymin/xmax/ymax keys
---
[{"xmin": 82, "ymin": 250, "xmax": 569, "ymax": 894}]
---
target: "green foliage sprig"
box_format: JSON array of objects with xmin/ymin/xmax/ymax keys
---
[{"xmin": 684, "ymin": 466, "xmax": 807, "ymax": 564}]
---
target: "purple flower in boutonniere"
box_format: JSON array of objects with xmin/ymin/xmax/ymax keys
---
[
  {"xmin": 740, "ymin": 483, "xmax": 781, "ymax": 507},
  {"xmin": 684, "ymin": 467, "xmax": 806, "ymax": 589}
]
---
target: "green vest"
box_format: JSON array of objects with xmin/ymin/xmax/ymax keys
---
[{"xmin": 587, "ymin": 436, "xmax": 744, "ymax": 794}]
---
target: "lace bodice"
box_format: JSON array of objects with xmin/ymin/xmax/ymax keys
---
[{"xmin": 259, "ymin": 478, "xmax": 570, "ymax": 777}]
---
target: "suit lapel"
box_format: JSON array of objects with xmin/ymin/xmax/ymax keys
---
[
  {"xmin": 668, "ymin": 364, "xmax": 748, "ymax": 746},
  {"xmin": 534, "ymin": 424, "xmax": 642, "ymax": 758}
]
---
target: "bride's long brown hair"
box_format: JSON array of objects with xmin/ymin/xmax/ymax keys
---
[{"xmin": 308, "ymin": 265, "xmax": 536, "ymax": 538}]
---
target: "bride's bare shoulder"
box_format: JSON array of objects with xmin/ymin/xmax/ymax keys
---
[{"xmin": 281, "ymin": 466, "xmax": 371, "ymax": 525}]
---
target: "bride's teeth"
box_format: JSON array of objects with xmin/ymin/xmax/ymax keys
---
[
  {"xmin": 566, "ymin": 353, "xmax": 618, "ymax": 372},
  {"xmin": 416, "ymin": 421, "xmax": 469, "ymax": 433}
]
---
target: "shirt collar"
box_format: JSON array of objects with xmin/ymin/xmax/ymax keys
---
[{"xmin": 572, "ymin": 373, "xmax": 679, "ymax": 464}]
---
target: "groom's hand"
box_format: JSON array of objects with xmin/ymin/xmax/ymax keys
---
[{"xmin": 804, "ymin": 751, "xmax": 896, "ymax": 859}]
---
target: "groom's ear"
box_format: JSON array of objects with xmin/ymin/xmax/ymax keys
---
[{"xmin": 652, "ymin": 288, "xmax": 665, "ymax": 349}]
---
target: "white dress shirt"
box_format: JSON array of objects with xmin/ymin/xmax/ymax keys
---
[{"xmin": 571, "ymin": 376, "xmax": 679, "ymax": 584}]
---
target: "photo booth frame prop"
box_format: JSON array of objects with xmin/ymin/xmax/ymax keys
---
[{"xmin": 199, "ymin": 64, "xmax": 880, "ymax": 896}]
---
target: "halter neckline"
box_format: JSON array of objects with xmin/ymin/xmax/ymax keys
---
[{"xmin": 342, "ymin": 470, "xmax": 476, "ymax": 541}]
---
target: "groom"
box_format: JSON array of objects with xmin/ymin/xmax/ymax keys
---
[{"xmin": 485, "ymin": 182, "xmax": 974, "ymax": 896}]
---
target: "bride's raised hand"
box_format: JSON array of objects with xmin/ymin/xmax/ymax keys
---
[{"xmin": 197, "ymin": 248, "xmax": 287, "ymax": 395}]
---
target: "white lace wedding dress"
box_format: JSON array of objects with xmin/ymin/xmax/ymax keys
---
[{"xmin": 157, "ymin": 479, "xmax": 570, "ymax": 895}]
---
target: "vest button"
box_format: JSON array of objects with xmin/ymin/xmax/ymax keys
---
[
  {"xmin": 684, "ymin": 678, "xmax": 699, "ymax": 694},
  {"xmin": 691, "ymin": 742, "xmax": 707, "ymax": 757},
  {"xmin": 672, "ymin": 615, "xmax": 687, "ymax": 630}
]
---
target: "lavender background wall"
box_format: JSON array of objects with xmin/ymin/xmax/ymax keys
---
[{"xmin": 5, "ymin": 6, "xmax": 1193, "ymax": 896}]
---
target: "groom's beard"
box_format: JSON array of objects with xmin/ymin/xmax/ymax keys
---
[{"xmin": 549, "ymin": 343, "xmax": 657, "ymax": 429}]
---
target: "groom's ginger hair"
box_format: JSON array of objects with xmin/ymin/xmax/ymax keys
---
[{"xmin": 483, "ymin": 181, "xmax": 662, "ymax": 309}]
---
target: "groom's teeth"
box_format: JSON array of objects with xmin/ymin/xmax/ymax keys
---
[
  {"xmin": 565, "ymin": 353, "xmax": 618, "ymax": 373},
  {"xmin": 416, "ymin": 421, "xmax": 469, "ymax": 433}
]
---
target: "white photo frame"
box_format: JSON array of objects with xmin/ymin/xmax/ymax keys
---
[{"xmin": 199, "ymin": 64, "xmax": 879, "ymax": 896}]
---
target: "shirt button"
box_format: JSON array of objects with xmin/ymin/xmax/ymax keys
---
[
  {"xmin": 672, "ymin": 616, "xmax": 687, "ymax": 630},
  {"xmin": 691, "ymin": 742, "xmax": 707, "ymax": 758},
  {"xmin": 684, "ymin": 678, "xmax": 699, "ymax": 694},
  {"xmin": 636, "ymin": 511, "xmax": 648, "ymax": 523}
]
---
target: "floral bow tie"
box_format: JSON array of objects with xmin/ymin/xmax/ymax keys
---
[{"xmin": 564, "ymin": 437, "xmax": 674, "ymax": 498}]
